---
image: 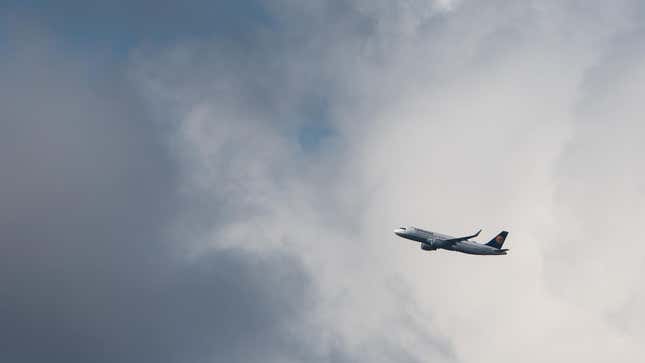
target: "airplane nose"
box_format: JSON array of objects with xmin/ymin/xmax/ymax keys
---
[{"xmin": 394, "ymin": 229, "xmax": 402, "ymax": 236}]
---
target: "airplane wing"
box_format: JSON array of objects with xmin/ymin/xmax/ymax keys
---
[{"xmin": 441, "ymin": 229, "xmax": 482, "ymax": 246}]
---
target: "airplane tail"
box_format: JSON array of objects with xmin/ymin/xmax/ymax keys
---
[{"xmin": 486, "ymin": 231, "xmax": 508, "ymax": 249}]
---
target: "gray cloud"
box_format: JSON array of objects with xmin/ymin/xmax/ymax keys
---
[
  {"xmin": 9, "ymin": 0, "xmax": 645, "ymax": 362},
  {"xmin": 0, "ymin": 6, "xmax": 453, "ymax": 360},
  {"xmin": 0, "ymin": 35, "xmax": 345, "ymax": 363}
]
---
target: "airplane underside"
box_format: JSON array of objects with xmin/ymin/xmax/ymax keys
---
[
  {"xmin": 420, "ymin": 242, "xmax": 508, "ymax": 255},
  {"xmin": 453, "ymin": 248, "xmax": 508, "ymax": 255},
  {"xmin": 444, "ymin": 244, "xmax": 508, "ymax": 255}
]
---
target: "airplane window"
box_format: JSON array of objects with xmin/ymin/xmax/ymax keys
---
[{"xmin": 399, "ymin": 227, "xmax": 406, "ymax": 230}]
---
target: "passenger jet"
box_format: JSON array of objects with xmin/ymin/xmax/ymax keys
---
[{"xmin": 394, "ymin": 226, "xmax": 509, "ymax": 255}]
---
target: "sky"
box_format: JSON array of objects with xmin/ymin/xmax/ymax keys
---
[{"xmin": 2, "ymin": 0, "xmax": 645, "ymax": 362}]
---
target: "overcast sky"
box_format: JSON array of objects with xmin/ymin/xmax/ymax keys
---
[{"xmin": 2, "ymin": 1, "xmax": 645, "ymax": 362}]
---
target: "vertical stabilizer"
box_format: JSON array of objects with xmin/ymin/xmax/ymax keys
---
[{"xmin": 486, "ymin": 231, "xmax": 508, "ymax": 249}]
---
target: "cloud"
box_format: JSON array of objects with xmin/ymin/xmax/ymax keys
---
[
  {"xmin": 130, "ymin": 20, "xmax": 456, "ymax": 360},
  {"xmin": 5, "ymin": 0, "xmax": 645, "ymax": 362},
  {"xmin": 131, "ymin": 1, "xmax": 645, "ymax": 362},
  {"xmin": 0, "ymin": 33, "xmax": 346, "ymax": 363},
  {"xmin": 547, "ymin": 25, "xmax": 645, "ymax": 332}
]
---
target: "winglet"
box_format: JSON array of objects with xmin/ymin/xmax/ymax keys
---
[{"xmin": 474, "ymin": 229, "xmax": 482, "ymax": 238}]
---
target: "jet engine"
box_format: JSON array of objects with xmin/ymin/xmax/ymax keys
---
[{"xmin": 421, "ymin": 243, "xmax": 435, "ymax": 251}]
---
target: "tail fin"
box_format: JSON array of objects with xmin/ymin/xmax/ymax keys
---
[{"xmin": 486, "ymin": 231, "xmax": 508, "ymax": 249}]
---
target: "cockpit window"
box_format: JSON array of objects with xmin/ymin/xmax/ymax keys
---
[{"xmin": 399, "ymin": 226, "xmax": 406, "ymax": 230}]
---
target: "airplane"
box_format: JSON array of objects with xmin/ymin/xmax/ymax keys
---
[{"xmin": 394, "ymin": 226, "xmax": 509, "ymax": 255}]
